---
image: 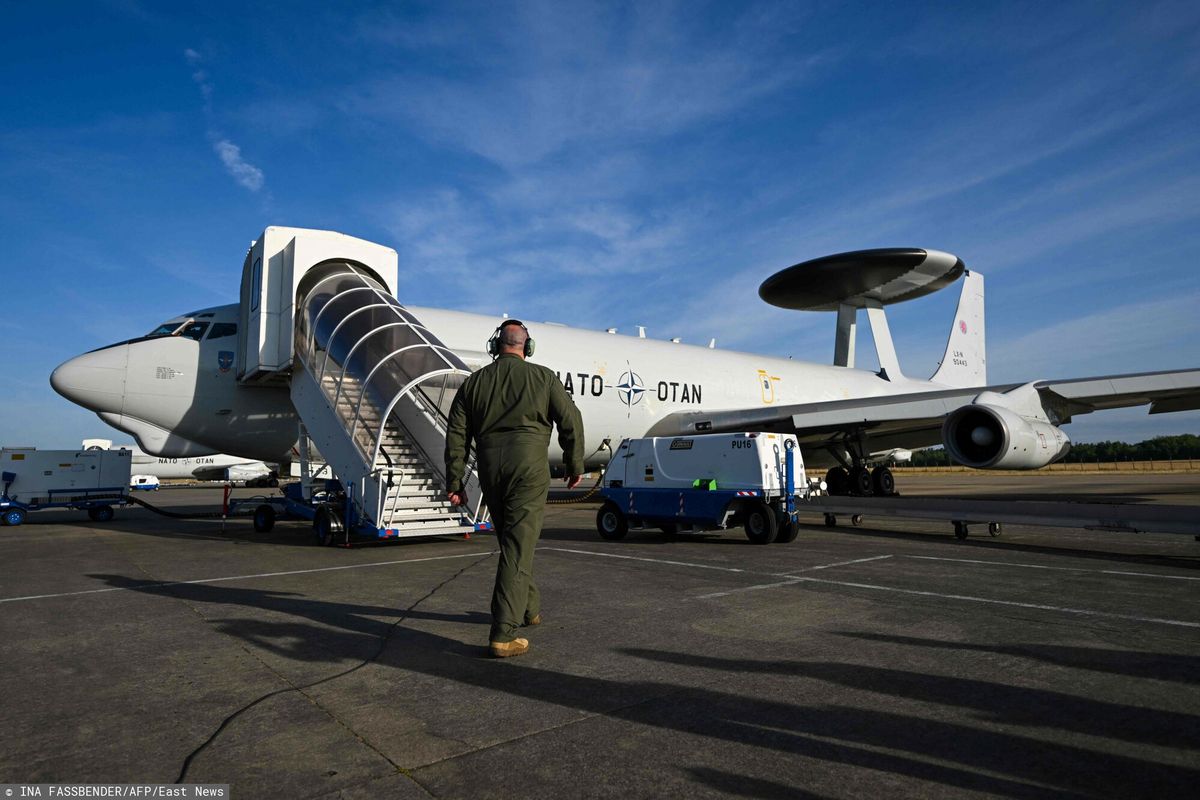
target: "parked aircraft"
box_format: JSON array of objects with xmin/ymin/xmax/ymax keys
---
[
  {"xmin": 82, "ymin": 439, "xmax": 278, "ymax": 486},
  {"xmin": 48, "ymin": 229, "xmax": 1200, "ymax": 497}
]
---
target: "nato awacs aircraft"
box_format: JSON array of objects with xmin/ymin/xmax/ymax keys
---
[
  {"xmin": 48, "ymin": 227, "xmax": 1199, "ymax": 536},
  {"xmin": 81, "ymin": 439, "xmax": 277, "ymax": 485}
]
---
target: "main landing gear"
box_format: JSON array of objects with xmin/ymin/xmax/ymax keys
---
[
  {"xmin": 823, "ymin": 435, "xmax": 897, "ymax": 497},
  {"xmin": 825, "ymin": 465, "xmax": 895, "ymax": 497}
]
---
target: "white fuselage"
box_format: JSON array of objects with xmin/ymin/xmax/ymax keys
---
[{"xmin": 52, "ymin": 301, "xmax": 946, "ymax": 467}]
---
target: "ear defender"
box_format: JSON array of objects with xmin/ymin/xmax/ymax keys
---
[{"xmin": 487, "ymin": 320, "xmax": 535, "ymax": 358}]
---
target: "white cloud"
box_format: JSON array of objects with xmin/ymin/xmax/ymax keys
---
[
  {"xmin": 212, "ymin": 139, "xmax": 264, "ymax": 192},
  {"xmin": 991, "ymin": 292, "xmax": 1200, "ymax": 382}
]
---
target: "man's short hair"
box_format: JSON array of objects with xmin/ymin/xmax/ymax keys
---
[{"xmin": 499, "ymin": 322, "xmax": 528, "ymax": 349}]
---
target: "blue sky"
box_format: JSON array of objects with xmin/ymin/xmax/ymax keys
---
[{"xmin": 2, "ymin": 0, "xmax": 1198, "ymax": 448}]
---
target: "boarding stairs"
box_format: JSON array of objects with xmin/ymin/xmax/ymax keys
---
[{"xmin": 288, "ymin": 261, "xmax": 486, "ymax": 539}]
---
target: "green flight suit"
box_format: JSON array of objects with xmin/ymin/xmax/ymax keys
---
[{"xmin": 444, "ymin": 353, "xmax": 585, "ymax": 643}]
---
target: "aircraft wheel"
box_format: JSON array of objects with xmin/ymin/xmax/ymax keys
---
[
  {"xmin": 849, "ymin": 467, "xmax": 872, "ymax": 496},
  {"xmin": 988, "ymin": 522, "xmax": 1002, "ymax": 537},
  {"xmin": 954, "ymin": 521, "xmax": 969, "ymax": 540},
  {"xmin": 3, "ymin": 507, "xmax": 26, "ymax": 526},
  {"xmin": 871, "ymin": 466, "xmax": 895, "ymax": 496},
  {"xmin": 596, "ymin": 501, "xmax": 628, "ymax": 541},
  {"xmin": 314, "ymin": 505, "xmax": 343, "ymax": 546},
  {"xmin": 253, "ymin": 504, "xmax": 276, "ymax": 533},
  {"xmin": 774, "ymin": 513, "xmax": 799, "ymax": 543},
  {"xmin": 88, "ymin": 505, "xmax": 115, "ymax": 523},
  {"xmin": 825, "ymin": 467, "xmax": 848, "ymax": 496},
  {"xmin": 743, "ymin": 501, "xmax": 778, "ymax": 545}
]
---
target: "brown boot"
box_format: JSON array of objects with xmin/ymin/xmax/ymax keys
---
[{"xmin": 489, "ymin": 637, "xmax": 530, "ymax": 658}]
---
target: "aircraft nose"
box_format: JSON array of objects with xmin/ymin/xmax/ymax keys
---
[{"xmin": 50, "ymin": 345, "xmax": 129, "ymax": 414}]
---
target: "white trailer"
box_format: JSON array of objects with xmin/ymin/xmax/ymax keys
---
[
  {"xmin": 597, "ymin": 432, "xmax": 822, "ymax": 544},
  {"xmin": 0, "ymin": 448, "xmax": 132, "ymax": 525}
]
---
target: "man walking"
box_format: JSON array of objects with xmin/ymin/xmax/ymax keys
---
[{"xmin": 445, "ymin": 319, "xmax": 585, "ymax": 658}]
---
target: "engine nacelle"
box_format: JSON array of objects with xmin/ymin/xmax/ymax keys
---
[
  {"xmin": 942, "ymin": 403, "xmax": 1071, "ymax": 469},
  {"xmin": 225, "ymin": 464, "xmax": 271, "ymax": 482}
]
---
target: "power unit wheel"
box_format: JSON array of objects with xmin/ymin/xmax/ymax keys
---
[
  {"xmin": 774, "ymin": 514, "xmax": 799, "ymax": 544},
  {"xmin": 825, "ymin": 467, "xmax": 848, "ymax": 496},
  {"xmin": 88, "ymin": 505, "xmax": 115, "ymax": 523},
  {"xmin": 596, "ymin": 501, "xmax": 629, "ymax": 541},
  {"xmin": 253, "ymin": 504, "xmax": 276, "ymax": 533},
  {"xmin": 954, "ymin": 521, "xmax": 969, "ymax": 540},
  {"xmin": 848, "ymin": 466, "xmax": 872, "ymax": 496},
  {"xmin": 871, "ymin": 466, "xmax": 895, "ymax": 496},
  {"xmin": 743, "ymin": 501, "xmax": 778, "ymax": 545},
  {"xmin": 314, "ymin": 505, "xmax": 344, "ymax": 546},
  {"xmin": 3, "ymin": 507, "xmax": 26, "ymax": 526},
  {"xmin": 824, "ymin": 514, "xmax": 837, "ymax": 528}
]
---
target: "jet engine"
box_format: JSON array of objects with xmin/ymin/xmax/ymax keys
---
[{"xmin": 942, "ymin": 399, "xmax": 1070, "ymax": 470}]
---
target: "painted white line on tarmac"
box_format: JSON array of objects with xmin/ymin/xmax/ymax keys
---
[
  {"xmin": 788, "ymin": 575, "xmax": 1200, "ymax": 629},
  {"xmin": 547, "ymin": 548, "xmax": 1197, "ymax": 628},
  {"xmin": 0, "ymin": 550, "xmax": 497, "ymax": 605},
  {"xmin": 540, "ymin": 547, "xmax": 750, "ymax": 574},
  {"xmin": 906, "ymin": 555, "xmax": 1200, "ymax": 581},
  {"xmin": 696, "ymin": 579, "xmax": 805, "ymax": 599},
  {"xmin": 803, "ymin": 555, "xmax": 894, "ymax": 571}
]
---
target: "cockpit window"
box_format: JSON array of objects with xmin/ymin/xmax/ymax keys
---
[
  {"xmin": 207, "ymin": 322, "xmax": 237, "ymax": 340},
  {"xmin": 146, "ymin": 322, "xmax": 186, "ymax": 338},
  {"xmin": 178, "ymin": 321, "xmax": 209, "ymax": 341}
]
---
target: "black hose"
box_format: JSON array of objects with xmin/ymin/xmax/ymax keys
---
[{"xmin": 124, "ymin": 494, "xmax": 229, "ymax": 519}]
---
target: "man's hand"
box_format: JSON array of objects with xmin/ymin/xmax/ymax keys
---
[
  {"xmin": 447, "ymin": 490, "xmax": 467, "ymax": 506},
  {"xmin": 565, "ymin": 474, "xmax": 583, "ymax": 490}
]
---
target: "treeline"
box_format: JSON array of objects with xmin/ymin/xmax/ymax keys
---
[{"xmin": 908, "ymin": 434, "xmax": 1200, "ymax": 466}]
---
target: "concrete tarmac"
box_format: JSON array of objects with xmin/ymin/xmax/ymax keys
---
[{"xmin": 1, "ymin": 474, "xmax": 1198, "ymax": 798}]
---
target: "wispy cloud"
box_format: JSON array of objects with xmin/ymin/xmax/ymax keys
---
[
  {"xmin": 991, "ymin": 292, "xmax": 1200, "ymax": 381},
  {"xmin": 212, "ymin": 139, "xmax": 264, "ymax": 192},
  {"xmin": 184, "ymin": 48, "xmax": 265, "ymax": 193}
]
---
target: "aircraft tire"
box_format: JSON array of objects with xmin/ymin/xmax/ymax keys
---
[
  {"xmin": 774, "ymin": 513, "xmax": 799, "ymax": 543},
  {"xmin": 314, "ymin": 505, "xmax": 343, "ymax": 546},
  {"xmin": 253, "ymin": 504, "xmax": 276, "ymax": 533},
  {"xmin": 743, "ymin": 501, "xmax": 778, "ymax": 545},
  {"xmin": 596, "ymin": 501, "xmax": 628, "ymax": 541},
  {"xmin": 871, "ymin": 466, "xmax": 895, "ymax": 496},
  {"xmin": 849, "ymin": 467, "xmax": 872, "ymax": 496},
  {"xmin": 88, "ymin": 505, "xmax": 115, "ymax": 523},
  {"xmin": 825, "ymin": 467, "xmax": 848, "ymax": 496}
]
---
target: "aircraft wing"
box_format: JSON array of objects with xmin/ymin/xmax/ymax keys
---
[{"xmin": 644, "ymin": 368, "xmax": 1200, "ymax": 453}]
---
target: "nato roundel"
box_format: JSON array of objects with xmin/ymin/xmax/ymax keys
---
[
  {"xmin": 758, "ymin": 248, "xmax": 965, "ymax": 311},
  {"xmin": 617, "ymin": 370, "xmax": 645, "ymax": 407}
]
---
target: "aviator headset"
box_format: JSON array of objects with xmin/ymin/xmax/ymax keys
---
[{"xmin": 487, "ymin": 319, "xmax": 536, "ymax": 358}]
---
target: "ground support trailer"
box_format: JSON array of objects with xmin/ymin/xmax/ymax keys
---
[
  {"xmin": 232, "ymin": 483, "xmax": 491, "ymax": 546},
  {"xmin": 596, "ymin": 432, "xmax": 823, "ymax": 545},
  {"xmin": 805, "ymin": 495, "xmax": 1200, "ymax": 540},
  {"xmin": 0, "ymin": 448, "xmax": 132, "ymax": 526}
]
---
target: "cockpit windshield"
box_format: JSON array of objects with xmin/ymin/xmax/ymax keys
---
[
  {"xmin": 143, "ymin": 319, "xmax": 210, "ymax": 340},
  {"xmin": 146, "ymin": 322, "xmax": 186, "ymax": 338},
  {"xmin": 178, "ymin": 321, "xmax": 209, "ymax": 341}
]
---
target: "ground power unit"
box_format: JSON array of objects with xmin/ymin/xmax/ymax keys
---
[
  {"xmin": 596, "ymin": 432, "xmax": 821, "ymax": 544},
  {"xmin": 0, "ymin": 448, "xmax": 132, "ymax": 525}
]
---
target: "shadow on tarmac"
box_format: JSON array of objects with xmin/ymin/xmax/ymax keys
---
[
  {"xmin": 796, "ymin": 523, "xmax": 1200, "ymax": 569},
  {"xmin": 836, "ymin": 632, "xmax": 1200, "ymax": 685},
  {"xmin": 86, "ymin": 573, "xmax": 1200, "ymax": 798}
]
